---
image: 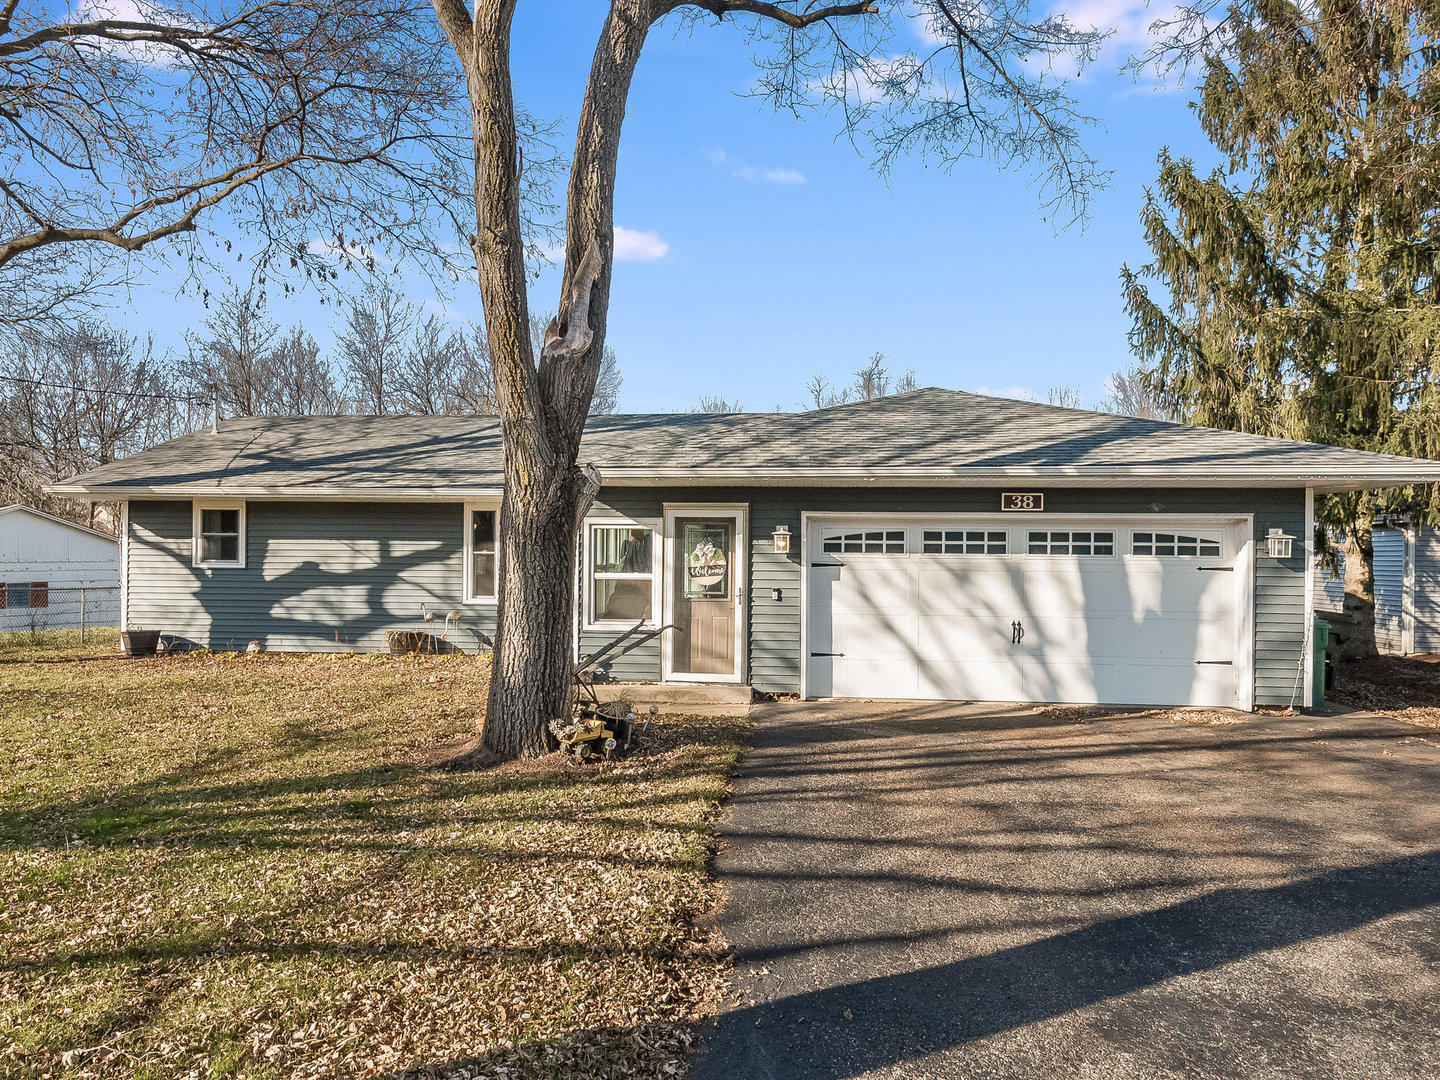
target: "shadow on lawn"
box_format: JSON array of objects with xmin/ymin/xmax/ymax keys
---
[{"xmin": 5, "ymin": 723, "xmax": 734, "ymax": 881}]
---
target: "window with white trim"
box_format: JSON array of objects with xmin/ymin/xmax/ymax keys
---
[
  {"xmin": 1132, "ymin": 531, "xmax": 1221, "ymax": 557},
  {"xmin": 193, "ymin": 502, "xmax": 245, "ymax": 567},
  {"xmin": 922, "ymin": 529, "xmax": 1007, "ymax": 555},
  {"xmin": 464, "ymin": 506, "xmax": 499, "ymax": 602},
  {"xmin": 822, "ymin": 529, "xmax": 906, "ymax": 554},
  {"xmin": 588, "ymin": 523, "xmax": 656, "ymax": 624},
  {"xmin": 1027, "ymin": 530, "xmax": 1114, "ymax": 555}
]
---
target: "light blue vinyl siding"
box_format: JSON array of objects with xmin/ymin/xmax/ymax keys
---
[
  {"xmin": 128, "ymin": 487, "xmax": 1309, "ymax": 707},
  {"xmin": 583, "ymin": 487, "xmax": 1307, "ymax": 704},
  {"xmin": 127, "ymin": 500, "xmax": 493, "ymax": 652},
  {"xmin": 1313, "ymin": 527, "xmax": 1407, "ymax": 654},
  {"xmin": 1415, "ymin": 525, "xmax": 1440, "ymax": 654}
]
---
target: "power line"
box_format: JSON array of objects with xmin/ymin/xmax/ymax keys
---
[{"xmin": 0, "ymin": 373, "xmax": 209, "ymax": 405}]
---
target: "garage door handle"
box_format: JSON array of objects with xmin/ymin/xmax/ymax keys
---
[
  {"xmin": 811, "ymin": 651, "xmax": 844, "ymax": 657},
  {"xmin": 1011, "ymin": 620, "xmax": 1025, "ymax": 645},
  {"xmin": 1195, "ymin": 660, "xmax": 1233, "ymax": 665}
]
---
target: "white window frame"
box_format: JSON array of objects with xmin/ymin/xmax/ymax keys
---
[
  {"xmin": 920, "ymin": 528, "xmax": 1010, "ymax": 556},
  {"xmin": 1025, "ymin": 528, "xmax": 1117, "ymax": 557},
  {"xmin": 463, "ymin": 501, "xmax": 502, "ymax": 604},
  {"xmin": 583, "ymin": 517, "xmax": 662, "ymax": 630},
  {"xmin": 1130, "ymin": 529, "xmax": 1223, "ymax": 558},
  {"xmin": 820, "ymin": 527, "xmax": 908, "ymax": 555},
  {"xmin": 192, "ymin": 501, "xmax": 246, "ymax": 569}
]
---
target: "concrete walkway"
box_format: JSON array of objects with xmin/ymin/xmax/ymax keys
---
[{"xmin": 690, "ymin": 701, "xmax": 1440, "ymax": 1080}]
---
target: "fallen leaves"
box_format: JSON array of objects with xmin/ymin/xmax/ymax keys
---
[{"xmin": 0, "ymin": 640, "xmax": 746, "ymax": 1079}]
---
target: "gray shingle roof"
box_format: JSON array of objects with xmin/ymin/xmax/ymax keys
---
[{"xmin": 50, "ymin": 388, "xmax": 1440, "ymax": 497}]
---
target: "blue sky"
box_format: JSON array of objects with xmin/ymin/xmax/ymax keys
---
[{"xmin": 110, "ymin": 0, "xmax": 1221, "ymax": 413}]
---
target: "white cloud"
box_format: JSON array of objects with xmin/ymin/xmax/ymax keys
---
[
  {"xmin": 76, "ymin": 0, "xmax": 194, "ymax": 64},
  {"xmin": 703, "ymin": 147, "xmax": 806, "ymax": 185},
  {"xmin": 613, "ymin": 226, "xmax": 669, "ymax": 262}
]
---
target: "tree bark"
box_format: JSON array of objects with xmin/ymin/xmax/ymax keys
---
[
  {"xmin": 437, "ymin": 0, "xmax": 654, "ymax": 757},
  {"xmin": 1342, "ymin": 522, "xmax": 1378, "ymax": 659}
]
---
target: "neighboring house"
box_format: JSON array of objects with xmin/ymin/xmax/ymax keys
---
[
  {"xmin": 49, "ymin": 389, "xmax": 1440, "ymax": 709},
  {"xmin": 0, "ymin": 505, "xmax": 121, "ymax": 632},
  {"xmin": 1315, "ymin": 522, "xmax": 1440, "ymax": 655}
]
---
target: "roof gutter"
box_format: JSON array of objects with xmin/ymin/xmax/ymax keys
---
[{"xmin": 46, "ymin": 463, "xmax": 1440, "ymax": 499}]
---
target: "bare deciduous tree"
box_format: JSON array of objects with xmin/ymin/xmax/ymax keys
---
[
  {"xmin": 393, "ymin": 315, "xmax": 468, "ymax": 415},
  {"xmin": 184, "ymin": 290, "xmax": 281, "ymax": 419},
  {"xmin": 805, "ymin": 352, "xmax": 920, "ymax": 408},
  {"xmin": 270, "ymin": 327, "xmax": 348, "ymax": 416},
  {"xmin": 428, "ymin": 0, "xmax": 1108, "ymax": 758},
  {"xmin": 692, "ymin": 394, "xmax": 745, "ymax": 413},
  {"xmin": 1046, "ymin": 385, "xmax": 1084, "ymax": 409},
  {"xmin": 338, "ymin": 284, "xmax": 417, "ymax": 415},
  {"xmin": 1096, "ymin": 361, "xmax": 1180, "ymax": 421},
  {"xmin": 453, "ymin": 323, "xmax": 498, "ymax": 414},
  {"xmin": 0, "ymin": 321, "xmax": 198, "ymax": 525},
  {"xmin": 0, "ymin": 0, "xmax": 479, "ymax": 326}
]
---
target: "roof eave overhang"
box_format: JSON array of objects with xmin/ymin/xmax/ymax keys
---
[
  {"xmin": 47, "ymin": 465, "xmax": 1440, "ymax": 499},
  {"xmin": 43, "ymin": 484, "xmax": 508, "ymax": 501}
]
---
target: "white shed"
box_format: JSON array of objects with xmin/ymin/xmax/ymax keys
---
[{"xmin": 0, "ymin": 505, "xmax": 120, "ymax": 632}]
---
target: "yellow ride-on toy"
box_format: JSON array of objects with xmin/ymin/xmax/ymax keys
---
[
  {"xmin": 550, "ymin": 702, "xmax": 657, "ymax": 761},
  {"xmin": 553, "ymin": 618, "xmax": 671, "ymax": 761}
]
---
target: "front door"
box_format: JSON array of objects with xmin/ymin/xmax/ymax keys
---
[{"xmin": 666, "ymin": 510, "xmax": 746, "ymax": 682}]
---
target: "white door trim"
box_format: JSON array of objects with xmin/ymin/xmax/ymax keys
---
[
  {"xmin": 662, "ymin": 505, "xmax": 748, "ymax": 684},
  {"xmin": 801, "ymin": 510, "xmax": 1256, "ymax": 708},
  {"xmin": 1303, "ymin": 488, "xmax": 1316, "ymax": 707}
]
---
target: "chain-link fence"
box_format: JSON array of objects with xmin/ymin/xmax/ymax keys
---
[{"xmin": 0, "ymin": 585, "xmax": 120, "ymax": 642}]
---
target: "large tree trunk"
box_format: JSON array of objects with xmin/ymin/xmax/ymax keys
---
[
  {"xmin": 483, "ymin": 468, "xmax": 598, "ymax": 758},
  {"xmin": 1341, "ymin": 522, "xmax": 1378, "ymax": 659},
  {"xmin": 431, "ymin": 0, "xmax": 652, "ymax": 757}
]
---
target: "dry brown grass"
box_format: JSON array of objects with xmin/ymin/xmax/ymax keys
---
[
  {"xmin": 0, "ymin": 637, "xmax": 745, "ymax": 1079},
  {"xmin": 1331, "ymin": 653, "xmax": 1440, "ymax": 731}
]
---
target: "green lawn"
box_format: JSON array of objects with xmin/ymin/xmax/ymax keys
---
[{"xmin": 0, "ymin": 636, "xmax": 745, "ymax": 1079}]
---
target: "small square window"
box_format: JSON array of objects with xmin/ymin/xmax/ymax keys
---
[{"xmin": 194, "ymin": 503, "xmax": 245, "ymax": 568}]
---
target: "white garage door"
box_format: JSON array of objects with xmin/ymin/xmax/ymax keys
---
[{"xmin": 806, "ymin": 519, "xmax": 1247, "ymax": 708}]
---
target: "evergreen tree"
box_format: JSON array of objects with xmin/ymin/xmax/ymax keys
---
[{"xmin": 1121, "ymin": 0, "xmax": 1440, "ymax": 656}]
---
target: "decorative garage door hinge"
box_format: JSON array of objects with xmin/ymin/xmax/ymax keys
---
[{"xmin": 810, "ymin": 652, "xmax": 844, "ymax": 657}]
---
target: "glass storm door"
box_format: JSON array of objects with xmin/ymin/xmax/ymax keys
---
[{"xmin": 667, "ymin": 513, "xmax": 744, "ymax": 681}]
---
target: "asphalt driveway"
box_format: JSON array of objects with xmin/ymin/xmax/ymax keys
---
[{"xmin": 690, "ymin": 701, "xmax": 1440, "ymax": 1080}]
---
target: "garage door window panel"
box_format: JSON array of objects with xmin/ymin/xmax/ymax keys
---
[
  {"xmin": 922, "ymin": 530, "xmax": 1007, "ymax": 555},
  {"xmin": 1028, "ymin": 530, "xmax": 1114, "ymax": 556},
  {"xmin": 1132, "ymin": 532, "xmax": 1221, "ymax": 557},
  {"xmin": 822, "ymin": 529, "xmax": 906, "ymax": 554}
]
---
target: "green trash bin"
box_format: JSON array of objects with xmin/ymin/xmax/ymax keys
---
[{"xmin": 1312, "ymin": 618, "xmax": 1330, "ymax": 707}]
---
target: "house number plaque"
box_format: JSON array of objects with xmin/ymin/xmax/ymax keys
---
[{"xmin": 1001, "ymin": 493, "xmax": 1043, "ymax": 511}]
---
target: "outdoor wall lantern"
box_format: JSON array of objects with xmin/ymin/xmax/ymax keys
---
[
  {"xmin": 771, "ymin": 525, "xmax": 792, "ymax": 554},
  {"xmin": 1265, "ymin": 528, "xmax": 1295, "ymax": 559}
]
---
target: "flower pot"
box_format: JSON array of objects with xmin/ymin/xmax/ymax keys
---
[{"xmin": 121, "ymin": 630, "xmax": 161, "ymax": 657}]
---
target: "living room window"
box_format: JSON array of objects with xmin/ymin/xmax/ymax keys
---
[
  {"xmin": 587, "ymin": 523, "xmax": 657, "ymax": 626},
  {"xmin": 193, "ymin": 502, "xmax": 245, "ymax": 568}
]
